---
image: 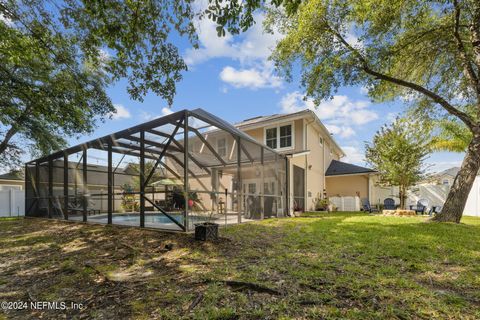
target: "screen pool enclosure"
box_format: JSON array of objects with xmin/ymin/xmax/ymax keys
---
[{"xmin": 25, "ymin": 109, "xmax": 288, "ymax": 231}]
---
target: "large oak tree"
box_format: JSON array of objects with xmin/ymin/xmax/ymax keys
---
[
  {"xmin": 0, "ymin": 0, "xmax": 197, "ymax": 167},
  {"xmin": 207, "ymin": 0, "xmax": 480, "ymax": 222}
]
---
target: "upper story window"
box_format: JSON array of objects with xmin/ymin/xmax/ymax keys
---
[
  {"xmin": 280, "ymin": 125, "xmax": 292, "ymax": 148},
  {"xmin": 442, "ymin": 179, "xmax": 449, "ymax": 185},
  {"xmin": 319, "ymin": 135, "xmax": 324, "ymax": 146},
  {"xmin": 265, "ymin": 123, "xmax": 293, "ymax": 150},
  {"xmin": 266, "ymin": 127, "xmax": 277, "ymax": 149},
  {"xmin": 217, "ymin": 138, "xmax": 226, "ymax": 157}
]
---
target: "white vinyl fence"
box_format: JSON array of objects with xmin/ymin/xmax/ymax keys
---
[
  {"xmin": 464, "ymin": 177, "xmax": 480, "ymax": 217},
  {"xmin": 0, "ymin": 189, "xmax": 25, "ymax": 217},
  {"xmin": 329, "ymin": 196, "xmax": 361, "ymax": 211}
]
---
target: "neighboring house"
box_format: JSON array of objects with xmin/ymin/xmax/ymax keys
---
[
  {"xmin": 422, "ymin": 167, "xmax": 459, "ymax": 186},
  {"xmin": 418, "ymin": 167, "xmax": 480, "ymax": 217},
  {"xmin": 0, "ymin": 170, "xmax": 25, "ymax": 190},
  {"xmin": 234, "ymin": 110, "xmax": 377, "ymax": 211}
]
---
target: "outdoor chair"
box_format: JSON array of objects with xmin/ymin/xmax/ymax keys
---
[
  {"xmin": 68, "ymin": 200, "xmax": 100, "ymax": 216},
  {"xmin": 383, "ymin": 198, "xmax": 396, "ymax": 210},
  {"xmin": 428, "ymin": 205, "xmax": 442, "ymax": 216},
  {"xmin": 361, "ymin": 198, "xmax": 379, "ymax": 213},
  {"xmin": 410, "ymin": 199, "xmax": 429, "ymax": 215}
]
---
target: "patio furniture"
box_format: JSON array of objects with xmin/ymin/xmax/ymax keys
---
[
  {"xmin": 361, "ymin": 198, "xmax": 379, "ymax": 213},
  {"xmin": 410, "ymin": 199, "xmax": 429, "ymax": 215},
  {"xmin": 68, "ymin": 199, "xmax": 100, "ymax": 216},
  {"xmin": 383, "ymin": 198, "xmax": 396, "ymax": 210},
  {"xmin": 428, "ymin": 205, "xmax": 442, "ymax": 216}
]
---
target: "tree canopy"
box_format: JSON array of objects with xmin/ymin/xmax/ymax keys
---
[
  {"xmin": 0, "ymin": 0, "xmax": 197, "ymax": 168},
  {"xmin": 365, "ymin": 118, "xmax": 431, "ymax": 209},
  {"xmin": 207, "ymin": 0, "xmax": 480, "ymax": 222}
]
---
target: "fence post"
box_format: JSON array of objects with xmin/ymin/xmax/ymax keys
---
[{"xmin": 9, "ymin": 189, "xmax": 14, "ymax": 217}]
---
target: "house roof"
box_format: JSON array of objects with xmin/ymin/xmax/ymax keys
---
[
  {"xmin": 235, "ymin": 109, "xmax": 345, "ymax": 158},
  {"xmin": 435, "ymin": 167, "xmax": 460, "ymax": 177},
  {"xmin": 0, "ymin": 170, "xmax": 24, "ymax": 181},
  {"xmin": 235, "ymin": 110, "xmax": 309, "ymax": 127},
  {"xmin": 325, "ymin": 160, "xmax": 376, "ymax": 176}
]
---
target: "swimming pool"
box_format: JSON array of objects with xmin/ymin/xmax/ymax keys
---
[{"xmin": 90, "ymin": 213, "xmax": 208, "ymax": 225}]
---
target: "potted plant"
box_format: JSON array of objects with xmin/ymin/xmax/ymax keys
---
[
  {"xmin": 120, "ymin": 184, "xmax": 137, "ymax": 212},
  {"xmin": 313, "ymin": 193, "xmax": 330, "ymax": 211}
]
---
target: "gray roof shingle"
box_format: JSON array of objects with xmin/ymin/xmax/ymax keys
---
[{"xmin": 326, "ymin": 160, "xmax": 376, "ymax": 176}]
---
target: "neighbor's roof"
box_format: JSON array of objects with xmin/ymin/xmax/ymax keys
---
[
  {"xmin": 0, "ymin": 170, "xmax": 24, "ymax": 181},
  {"xmin": 325, "ymin": 160, "xmax": 376, "ymax": 176},
  {"xmin": 435, "ymin": 167, "xmax": 460, "ymax": 177},
  {"xmin": 235, "ymin": 109, "xmax": 345, "ymax": 157}
]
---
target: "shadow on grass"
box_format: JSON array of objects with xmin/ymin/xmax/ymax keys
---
[{"xmin": 0, "ymin": 213, "xmax": 479, "ymax": 319}]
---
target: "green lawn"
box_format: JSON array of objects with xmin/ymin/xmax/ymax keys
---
[{"xmin": 0, "ymin": 213, "xmax": 479, "ymax": 319}]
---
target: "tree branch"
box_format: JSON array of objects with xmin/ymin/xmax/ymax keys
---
[
  {"xmin": 453, "ymin": 0, "xmax": 480, "ymax": 98},
  {"xmin": 328, "ymin": 25, "xmax": 476, "ymax": 129},
  {"xmin": 470, "ymin": 3, "xmax": 480, "ymax": 70}
]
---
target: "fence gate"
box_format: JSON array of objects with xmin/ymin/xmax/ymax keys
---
[{"xmin": 0, "ymin": 190, "xmax": 25, "ymax": 217}]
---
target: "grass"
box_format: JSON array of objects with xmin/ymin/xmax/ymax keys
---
[{"xmin": 0, "ymin": 212, "xmax": 479, "ymax": 319}]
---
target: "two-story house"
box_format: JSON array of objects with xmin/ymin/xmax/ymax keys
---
[{"xmin": 235, "ymin": 109, "xmax": 377, "ymax": 212}]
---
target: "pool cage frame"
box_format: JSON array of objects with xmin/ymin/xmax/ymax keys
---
[{"xmin": 25, "ymin": 109, "xmax": 289, "ymax": 232}]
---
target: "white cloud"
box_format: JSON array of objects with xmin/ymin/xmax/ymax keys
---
[
  {"xmin": 341, "ymin": 146, "xmax": 365, "ymax": 164},
  {"xmin": 0, "ymin": 13, "xmax": 13, "ymax": 26},
  {"xmin": 279, "ymin": 91, "xmax": 378, "ymax": 137},
  {"xmin": 386, "ymin": 112, "xmax": 398, "ymax": 123},
  {"xmin": 185, "ymin": 13, "xmax": 282, "ymax": 66},
  {"xmin": 344, "ymin": 30, "xmax": 363, "ymax": 49},
  {"xmin": 110, "ymin": 104, "xmax": 131, "ymax": 120},
  {"xmin": 161, "ymin": 107, "xmax": 173, "ymax": 116},
  {"xmin": 359, "ymin": 86, "xmax": 369, "ymax": 95},
  {"xmin": 140, "ymin": 107, "xmax": 174, "ymax": 121},
  {"xmin": 219, "ymin": 64, "xmax": 282, "ymax": 89},
  {"xmin": 325, "ymin": 124, "xmax": 356, "ymax": 138},
  {"xmin": 184, "ymin": 10, "xmax": 283, "ymax": 90}
]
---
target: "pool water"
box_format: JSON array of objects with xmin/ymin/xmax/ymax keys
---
[{"xmin": 108, "ymin": 214, "xmax": 207, "ymax": 225}]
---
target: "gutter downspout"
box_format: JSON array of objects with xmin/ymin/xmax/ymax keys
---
[{"xmin": 304, "ymin": 117, "xmax": 315, "ymax": 210}]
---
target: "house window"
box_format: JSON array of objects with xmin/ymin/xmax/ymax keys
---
[
  {"xmin": 266, "ymin": 128, "xmax": 277, "ymax": 149},
  {"xmin": 279, "ymin": 125, "xmax": 292, "ymax": 148},
  {"xmin": 319, "ymin": 135, "xmax": 323, "ymax": 146},
  {"xmin": 443, "ymin": 179, "xmax": 449, "ymax": 185},
  {"xmin": 265, "ymin": 123, "xmax": 293, "ymax": 150},
  {"xmin": 217, "ymin": 138, "xmax": 226, "ymax": 157},
  {"xmin": 248, "ymin": 183, "xmax": 256, "ymax": 195}
]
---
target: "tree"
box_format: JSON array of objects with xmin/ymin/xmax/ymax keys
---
[
  {"xmin": 365, "ymin": 118, "xmax": 430, "ymax": 209},
  {"xmin": 206, "ymin": 0, "xmax": 480, "ymax": 223},
  {"xmin": 125, "ymin": 160, "xmax": 165, "ymax": 190},
  {"xmin": 0, "ymin": 0, "xmax": 197, "ymax": 168},
  {"xmin": 431, "ymin": 119, "xmax": 472, "ymax": 152}
]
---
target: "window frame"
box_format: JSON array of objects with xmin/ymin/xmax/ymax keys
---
[
  {"xmin": 263, "ymin": 121, "xmax": 295, "ymax": 151},
  {"xmin": 217, "ymin": 137, "xmax": 227, "ymax": 157}
]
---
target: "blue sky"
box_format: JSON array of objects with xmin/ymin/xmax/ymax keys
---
[{"xmin": 68, "ymin": 12, "xmax": 464, "ymax": 173}]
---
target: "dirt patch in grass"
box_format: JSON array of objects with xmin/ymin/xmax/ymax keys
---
[{"xmin": 1, "ymin": 214, "xmax": 480, "ymax": 319}]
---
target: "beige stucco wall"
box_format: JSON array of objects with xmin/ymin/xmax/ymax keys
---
[
  {"xmin": 304, "ymin": 122, "xmax": 326, "ymax": 210},
  {"xmin": 326, "ymin": 174, "xmax": 369, "ymax": 199}
]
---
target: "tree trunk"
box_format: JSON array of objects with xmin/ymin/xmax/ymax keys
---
[
  {"xmin": 433, "ymin": 132, "xmax": 480, "ymax": 222},
  {"xmin": 399, "ymin": 185, "xmax": 406, "ymax": 210}
]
